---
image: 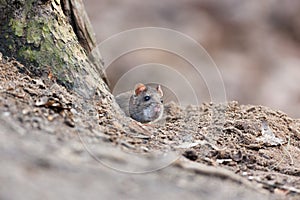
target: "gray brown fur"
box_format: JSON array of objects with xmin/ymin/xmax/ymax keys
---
[{"xmin": 115, "ymin": 84, "xmax": 164, "ymax": 123}]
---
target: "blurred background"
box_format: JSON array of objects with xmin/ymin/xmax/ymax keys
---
[{"xmin": 84, "ymin": 0, "xmax": 300, "ymax": 118}]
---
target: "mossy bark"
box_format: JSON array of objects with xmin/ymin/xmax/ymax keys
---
[{"xmin": 0, "ymin": 0, "xmax": 108, "ymax": 93}]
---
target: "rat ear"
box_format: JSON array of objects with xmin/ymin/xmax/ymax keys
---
[
  {"xmin": 156, "ymin": 85, "xmax": 163, "ymax": 96},
  {"xmin": 134, "ymin": 83, "xmax": 147, "ymax": 95}
]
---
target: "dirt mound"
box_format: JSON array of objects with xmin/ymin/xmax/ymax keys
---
[{"xmin": 0, "ymin": 57, "xmax": 299, "ymax": 199}]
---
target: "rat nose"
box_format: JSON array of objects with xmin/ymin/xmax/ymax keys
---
[{"xmin": 154, "ymin": 105, "xmax": 161, "ymax": 113}]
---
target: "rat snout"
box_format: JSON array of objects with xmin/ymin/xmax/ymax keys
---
[
  {"xmin": 153, "ymin": 104, "xmax": 164, "ymax": 119},
  {"xmin": 154, "ymin": 105, "xmax": 161, "ymax": 113},
  {"xmin": 143, "ymin": 104, "xmax": 163, "ymax": 121}
]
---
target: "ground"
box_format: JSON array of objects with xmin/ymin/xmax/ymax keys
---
[{"xmin": 0, "ymin": 56, "xmax": 299, "ymax": 199}]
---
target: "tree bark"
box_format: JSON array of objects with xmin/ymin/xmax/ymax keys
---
[
  {"xmin": 0, "ymin": 0, "xmax": 109, "ymax": 92},
  {"xmin": 0, "ymin": 0, "xmax": 146, "ymax": 136}
]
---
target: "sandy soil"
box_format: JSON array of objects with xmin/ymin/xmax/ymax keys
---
[{"xmin": 0, "ymin": 55, "xmax": 299, "ymax": 199}]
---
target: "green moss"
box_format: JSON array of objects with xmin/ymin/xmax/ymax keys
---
[
  {"xmin": 26, "ymin": 21, "xmax": 42, "ymax": 47},
  {"xmin": 19, "ymin": 46, "xmax": 36, "ymax": 62},
  {"xmin": 42, "ymin": 24, "xmax": 50, "ymax": 36},
  {"xmin": 18, "ymin": 43, "xmax": 74, "ymax": 87},
  {"xmin": 9, "ymin": 19, "xmax": 25, "ymax": 37}
]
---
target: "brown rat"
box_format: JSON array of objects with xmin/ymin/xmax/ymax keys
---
[{"xmin": 115, "ymin": 83, "xmax": 164, "ymax": 123}]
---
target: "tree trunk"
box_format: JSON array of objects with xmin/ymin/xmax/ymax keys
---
[
  {"xmin": 0, "ymin": 0, "xmax": 152, "ymax": 138},
  {"xmin": 0, "ymin": 0, "xmax": 109, "ymax": 92}
]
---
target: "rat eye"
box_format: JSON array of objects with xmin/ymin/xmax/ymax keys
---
[
  {"xmin": 161, "ymin": 100, "xmax": 163, "ymax": 103},
  {"xmin": 144, "ymin": 95, "xmax": 151, "ymax": 101}
]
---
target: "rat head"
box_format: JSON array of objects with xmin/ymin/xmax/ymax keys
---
[{"xmin": 129, "ymin": 83, "xmax": 164, "ymax": 123}]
